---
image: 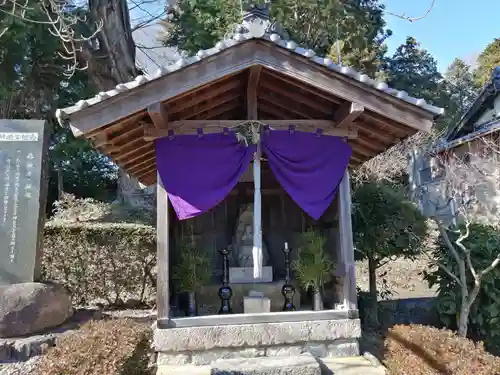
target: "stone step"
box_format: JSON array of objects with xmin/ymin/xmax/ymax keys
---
[
  {"xmin": 157, "ymin": 353, "xmax": 320, "ymax": 375},
  {"xmin": 320, "ymin": 356, "xmax": 387, "ymax": 375},
  {"xmin": 157, "ymin": 355, "xmax": 387, "ymax": 375}
]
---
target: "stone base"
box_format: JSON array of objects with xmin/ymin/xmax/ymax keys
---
[
  {"xmin": 157, "ymin": 355, "xmax": 386, "ymax": 375},
  {"xmin": 157, "ymin": 353, "xmax": 321, "ymax": 375},
  {"xmin": 243, "ymin": 296, "xmax": 271, "ymax": 314},
  {"xmin": 229, "ymin": 267, "xmax": 273, "ymax": 284},
  {"xmin": 154, "ymin": 317, "xmax": 360, "ymax": 367},
  {"xmin": 198, "ymin": 281, "xmax": 301, "ymax": 313}
]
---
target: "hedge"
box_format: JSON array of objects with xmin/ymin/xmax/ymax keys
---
[{"xmin": 42, "ymin": 222, "xmax": 156, "ymax": 306}]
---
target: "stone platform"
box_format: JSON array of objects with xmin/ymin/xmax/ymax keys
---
[
  {"xmin": 154, "ymin": 316, "xmax": 361, "ymax": 367},
  {"xmin": 156, "ymin": 354, "xmax": 386, "ymax": 375},
  {"xmin": 198, "ymin": 281, "xmax": 301, "ymax": 313}
]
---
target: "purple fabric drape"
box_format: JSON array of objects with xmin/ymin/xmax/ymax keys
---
[
  {"xmin": 155, "ymin": 132, "xmax": 255, "ymax": 220},
  {"xmin": 262, "ymin": 130, "xmax": 352, "ymax": 220}
]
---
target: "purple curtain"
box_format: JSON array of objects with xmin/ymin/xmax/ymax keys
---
[
  {"xmin": 155, "ymin": 132, "xmax": 255, "ymax": 220},
  {"xmin": 262, "ymin": 130, "xmax": 352, "ymax": 220}
]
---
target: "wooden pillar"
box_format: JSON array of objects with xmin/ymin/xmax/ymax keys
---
[
  {"xmin": 157, "ymin": 171, "xmax": 171, "ymax": 328},
  {"xmin": 338, "ymin": 169, "xmax": 358, "ymax": 312}
]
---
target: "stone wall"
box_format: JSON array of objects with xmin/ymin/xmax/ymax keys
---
[
  {"xmin": 154, "ymin": 318, "xmax": 361, "ymax": 365},
  {"xmin": 378, "ymin": 297, "xmax": 438, "ymax": 327}
]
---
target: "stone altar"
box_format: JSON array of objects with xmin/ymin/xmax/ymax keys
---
[{"xmin": 0, "ymin": 120, "xmax": 49, "ymax": 284}]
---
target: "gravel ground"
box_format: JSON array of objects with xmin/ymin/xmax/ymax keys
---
[{"xmin": 0, "ymin": 357, "xmax": 39, "ymax": 375}]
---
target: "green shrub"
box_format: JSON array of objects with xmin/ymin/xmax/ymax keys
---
[
  {"xmin": 43, "ymin": 222, "xmax": 156, "ymax": 305},
  {"xmin": 384, "ymin": 324, "xmax": 500, "ymax": 375},
  {"xmin": 423, "ymin": 223, "xmax": 500, "ymax": 351},
  {"xmin": 172, "ymin": 238, "xmax": 212, "ymax": 293},
  {"xmin": 352, "ymin": 182, "xmax": 428, "ymax": 326}
]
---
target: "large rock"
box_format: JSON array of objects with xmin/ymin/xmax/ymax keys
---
[{"xmin": 0, "ymin": 282, "xmax": 72, "ymax": 338}]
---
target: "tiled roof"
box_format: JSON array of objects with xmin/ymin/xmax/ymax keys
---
[
  {"xmin": 432, "ymin": 118, "xmax": 500, "ymax": 154},
  {"xmin": 446, "ymin": 66, "xmax": 500, "ymax": 141},
  {"xmin": 56, "ymin": 6, "xmax": 444, "ymax": 120}
]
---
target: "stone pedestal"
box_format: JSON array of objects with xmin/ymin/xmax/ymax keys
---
[
  {"xmin": 229, "ymin": 266, "xmax": 273, "ymax": 284},
  {"xmin": 244, "ymin": 291, "xmax": 271, "ymax": 314},
  {"xmin": 154, "ymin": 317, "xmax": 361, "ymax": 366}
]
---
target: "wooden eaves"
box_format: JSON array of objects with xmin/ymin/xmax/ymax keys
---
[{"xmin": 56, "ymin": 39, "xmax": 443, "ymax": 186}]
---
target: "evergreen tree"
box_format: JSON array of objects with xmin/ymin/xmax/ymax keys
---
[
  {"xmin": 161, "ymin": 0, "xmax": 391, "ymax": 75},
  {"xmin": 442, "ymin": 58, "xmax": 479, "ymax": 128},
  {"xmin": 385, "ymin": 37, "xmax": 443, "ymax": 105},
  {"xmin": 474, "ymin": 38, "xmax": 500, "ymax": 87}
]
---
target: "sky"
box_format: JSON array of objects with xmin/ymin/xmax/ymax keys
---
[
  {"xmin": 130, "ymin": 0, "xmax": 500, "ymax": 74},
  {"xmin": 382, "ymin": 0, "xmax": 500, "ymax": 72}
]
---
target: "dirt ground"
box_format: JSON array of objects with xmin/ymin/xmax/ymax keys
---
[{"xmin": 355, "ymin": 254, "xmax": 438, "ymax": 300}]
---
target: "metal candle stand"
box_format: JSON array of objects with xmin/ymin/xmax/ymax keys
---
[
  {"xmin": 281, "ymin": 242, "xmax": 296, "ymax": 311},
  {"xmin": 218, "ymin": 247, "xmax": 233, "ymax": 314}
]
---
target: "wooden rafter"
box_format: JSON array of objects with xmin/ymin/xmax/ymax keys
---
[
  {"xmin": 136, "ymin": 165, "xmax": 157, "ymax": 180},
  {"xmin": 128, "ymin": 156, "xmax": 156, "ymax": 174},
  {"xmin": 259, "ymin": 79, "xmax": 331, "ymax": 115},
  {"xmin": 334, "ymin": 102, "xmax": 364, "ymax": 128},
  {"xmin": 260, "ymin": 92, "xmax": 314, "ymax": 119},
  {"xmin": 148, "ymin": 102, "xmax": 169, "ymax": 129},
  {"xmin": 169, "ymin": 79, "xmax": 242, "ymax": 115},
  {"xmin": 179, "ymin": 90, "xmax": 240, "ymax": 120},
  {"xmin": 115, "ymin": 142, "xmax": 152, "ymax": 162}
]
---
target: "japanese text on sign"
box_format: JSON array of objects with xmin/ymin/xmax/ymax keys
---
[{"xmin": 0, "ymin": 132, "xmax": 39, "ymax": 142}]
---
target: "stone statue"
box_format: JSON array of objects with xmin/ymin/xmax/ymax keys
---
[{"xmin": 233, "ymin": 203, "xmax": 268, "ymax": 267}]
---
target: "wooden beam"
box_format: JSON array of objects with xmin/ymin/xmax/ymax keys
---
[
  {"xmin": 334, "ymin": 102, "xmax": 364, "ymax": 128},
  {"xmin": 337, "ymin": 169, "xmax": 357, "ymax": 311},
  {"xmin": 156, "ymin": 172, "xmax": 171, "ymax": 327},
  {"xmin": 247, "ymin": 65, "xmax": 262, "ymax": 120},
  {"xmin": 148, "ymin": 102, "xmax": 168, "ymax": 129},
  {"xmin": 144, "ymin": 120, "xmax": 357, "ymax": 141}
]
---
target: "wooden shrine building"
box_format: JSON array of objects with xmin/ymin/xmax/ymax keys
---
[{"xmin": 56, "ymin": 4, "xmax": 443, "ymax": 369}]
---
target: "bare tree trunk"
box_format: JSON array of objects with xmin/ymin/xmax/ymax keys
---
[
  {"xmin": 57, "ymin": 169, "xmax": 64, "ymax": 200},
  {"xmin": 367, "ymin": 256, "xmax": 379, "ymax": 328},
  {"xmin": 458, "ymin": 280, "xmax": 482, "ymax": 337},
  {"xmin": 83, "ymin": 0, "xmax": 138, "ymax": 91},
  {"xmin": 80, "ymin": 0, "xmax": 153, "ymax": 201}
]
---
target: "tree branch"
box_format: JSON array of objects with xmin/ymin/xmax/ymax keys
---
[{"xmin": 386, "ymin": 0, "xmax": 436, "ymax": 23}]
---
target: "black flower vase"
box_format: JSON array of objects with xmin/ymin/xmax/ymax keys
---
[
  {"xmin": 187, "ymin": 291, "xmax": 197, "ymax": 317},
  {"xmin": 313, "ymin": 287, "xmax": 323, "ymax": 311}
]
